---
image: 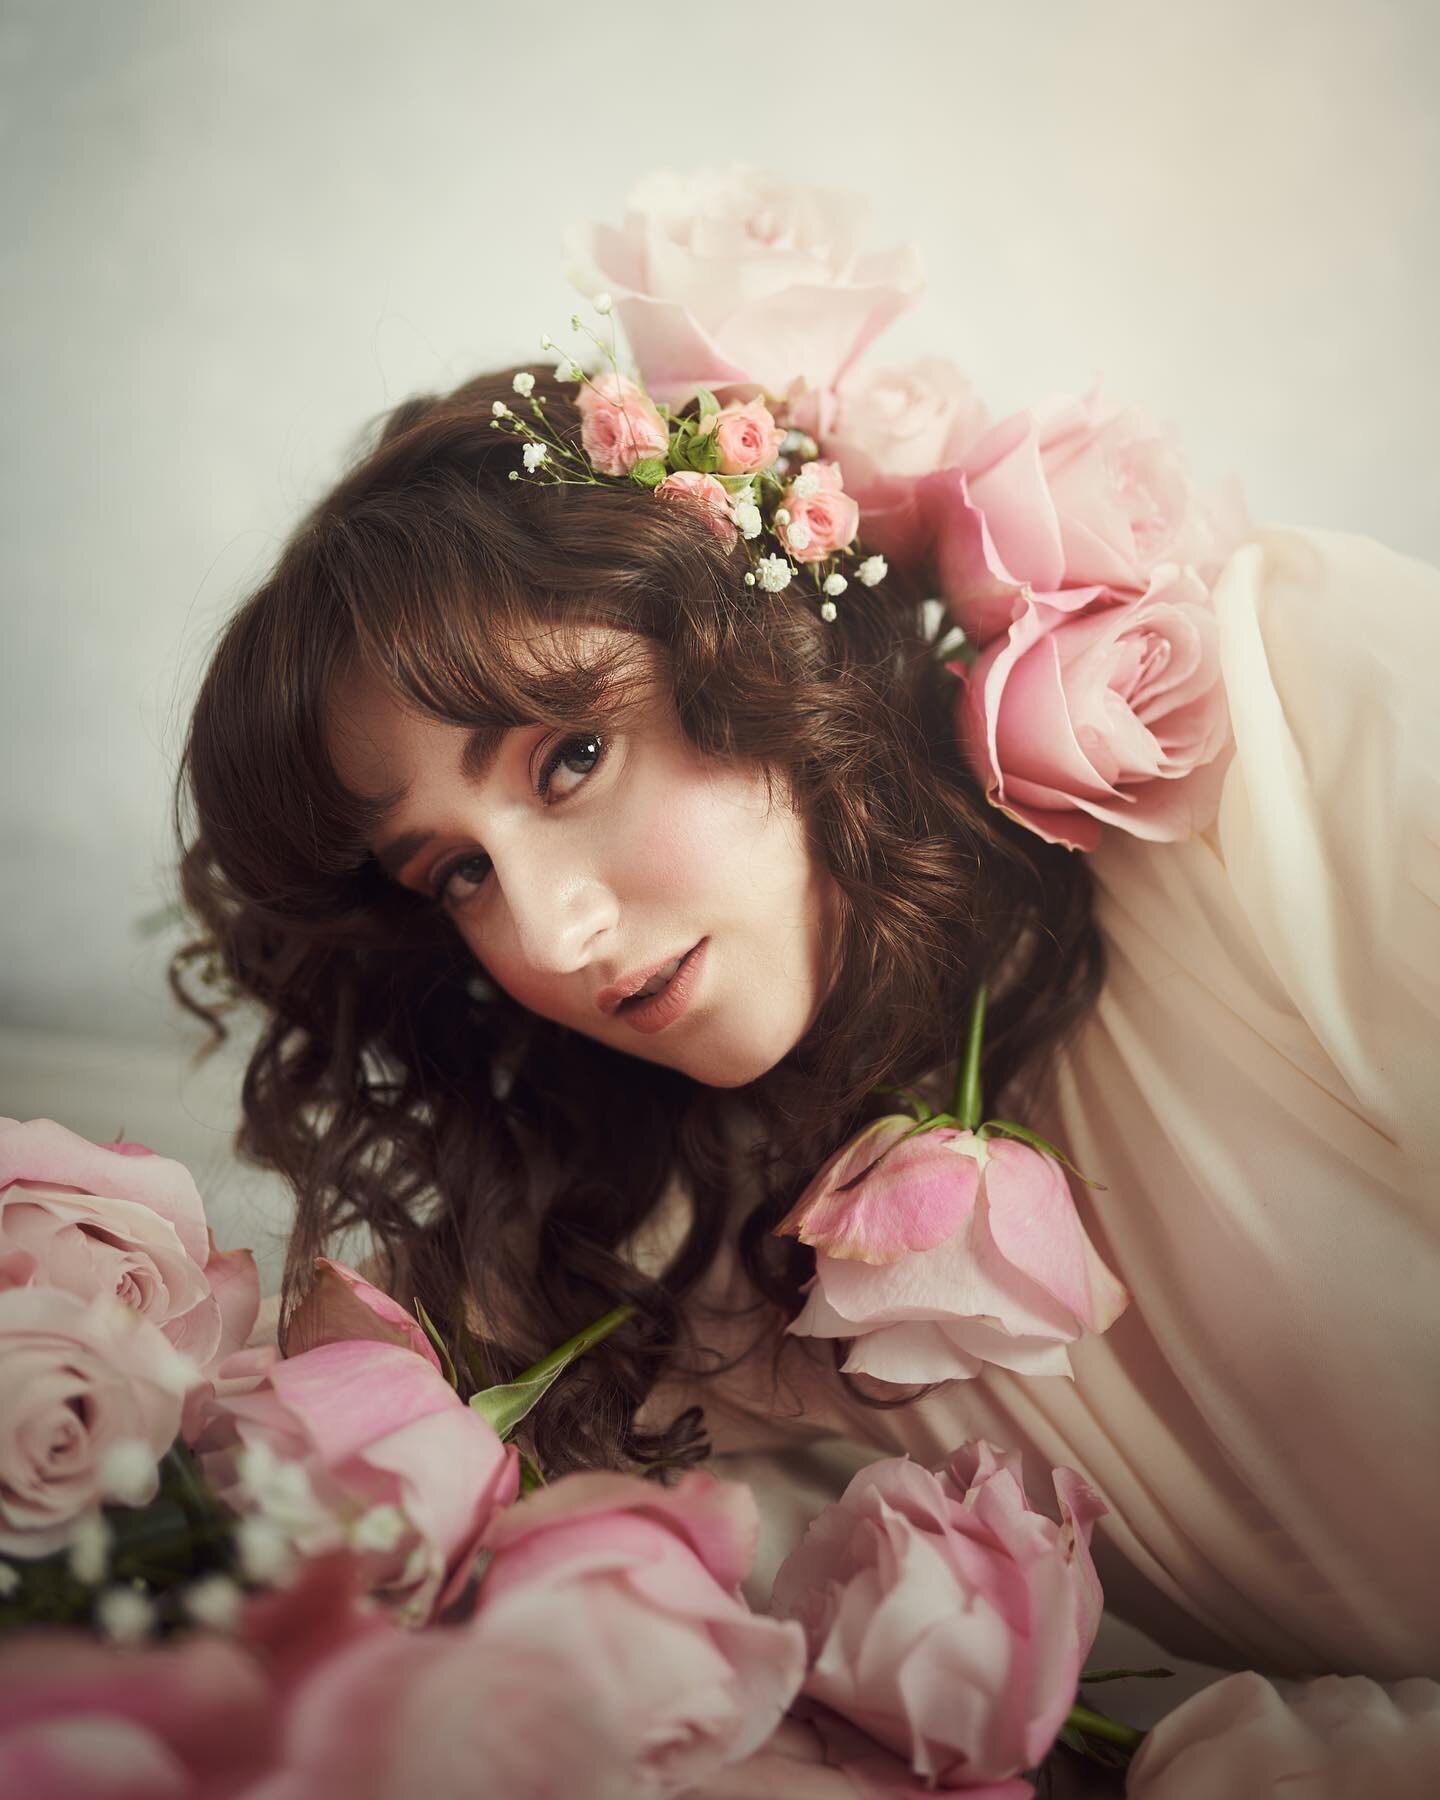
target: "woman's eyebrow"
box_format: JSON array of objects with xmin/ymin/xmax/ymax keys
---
[{"xmin": 372, "ymin": 725, "xmax": 508, "ymax": 877}]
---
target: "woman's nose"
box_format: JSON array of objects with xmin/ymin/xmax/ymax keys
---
[{"xmin": 498, "ymin": 852, "xmax": 619, "ymax": 975}]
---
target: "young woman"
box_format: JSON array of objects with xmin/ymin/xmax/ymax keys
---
[{"xmin": 175, "ymin": 346, "xmax": 1438, "ymax": 1710}]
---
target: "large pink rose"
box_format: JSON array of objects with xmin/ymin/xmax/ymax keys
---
[
  {"xmin": 778, "ymin": 1115, "xmax": 1129, "ymax": 1384},
  {"xmin": 0, "ymin": 1287, "xmax": 193, "ymax": 1555},
  {"xmin": 811, "ymin": 357, "xmax": 988, "ymax": 568},
  {"xmin": 576, "ymin": 371, "xmax": 671, "ymax": 476},
  {"xmin": 252, "ymin": 1470, "xmax": 807, "ymax": 1800},
  {"xmin": 958, "ymin": 567, "xmax": 1232, "ymax": 852},
  {"xmin": 771, "ymin": 1442, "xmax": 1105, "ymax": 1788},
  {"xmin": 1127, "ymin": 1670, "xmax": 1440, "ymax": 1799},
  {"xmin": 922, "ymin": 391, "xmax": 1247, "ymax": 643},
  {"xmin": 570, "ymin": 165, "xmax": 923, "ymax": 402},
  {"xmin": 193, "ymin": 1338, "xmax": 519, "ymax": 1623},
  {"xmin": 0, "ymin": 1117, "xmax": 259, "ymax": 1379}
]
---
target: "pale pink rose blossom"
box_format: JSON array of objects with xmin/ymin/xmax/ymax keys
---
[
  {"xmin": 778, "ymin": 1115, "xmax": 1129, "ymax": 1383},
  {"xmin": 283, "ymin": 1257, "xmax": 441, "ymax": 1372},
  {"xmin": 254, "ymin": 1470, "xmax": 806, "ymax": 1800},
  {"xmin": 809, "ymin": 357, "xmax": 989, "ymax": 569},
  {"xmin": 921, "ymin": 391, "xmax": 1247, "ymax": 644},
  {"xmin": 779, "ymin": 461, "xmax": 860, "ymax": 563},
  {"xmin": 771, "ymin": 1443, "xmax": 1105, "ymax": 1789},
  {"xmin": 0, "ymin": 1117, "xmax": 260, "ymax": 1379},
  {"xmin": 575, "ymin": 371, "xmax": 670, "ymax": 476},
  {"xmin": 0, "ymin": 1286, "xmax": 193, "ymax": 1556},
  {"xmin": 193, "ymin": 1338, "xmax": 519, "ymax": 1623},
  {"xmin": 704, "ymin": 396, "xmax": 785, "ymax": 474},
  {"xmin": 569, "ymin": 165, "xmax": 923, "ymax": 402},
  {"xmin": 655, "ymin": 470, "xmax": 740, "ymax": 546},
  {"xmin": 1127, "ymin": 1670, "xmax": 1440, "ymax": 1799},
  {"xmin": 957, "ymin": 566, "xmax": 1232, "ymax": 852}
]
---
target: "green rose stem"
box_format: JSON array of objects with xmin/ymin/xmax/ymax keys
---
[
  {"xmin": 953, "ymin": 982, "xmax": 988, "ymax": 1130},
  {"xmin": 1063, "ymin": 1702, "xmax": 1147, "ymax": 1753}
]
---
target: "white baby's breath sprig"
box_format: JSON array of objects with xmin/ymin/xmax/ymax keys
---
[
  {"xmin": 540, "ymin": 333, "xmax": 557, "ymax": 352},
  {"xmin": 786, "ymin": 520, "xmax": 813, "ymax": 553},
  {"xmin": 554, "ymin": 358, "xmax": 584, "ymax": 382},
  {"xmin": 235, "ymin": 1516, "xmax": 299, "ymax": 1588},
  {"xmin": 0, "ymin": 1562, "xmax": 19, "ymax": 1598},
  {"xmin": 492, "ymin": 400, "xmax": 511, "ymax": 419},
  {"xmin": 773, "ymin": 508, "xmax": 791, "ymax": 527},
  {"xmin": 593, "ymin": 291, "xmax": 614, "ymax": 316},
  {"xmin": 512, "ymin": 372, "xmax": 535, "ymax": 398},
  {"xmin": 856, "ymin": 554, "xmax": 889, "ymax": 587},
  {"xmin": 791, "ymin": 470, "xmax": 820, "ymax": 499},
  {"xmin": 99, "ymin": 1438, "xmax": 158, "ymax": 1507},
  {"xmin": 95, "ymin": 1585, "xmax": 155, "ymax": 1644},
  {"xmin": 823, "ymin": 573, "xmax": 848, "ymax": 596},
  {"xmin": 522, "ymin": 441, "xmax": 549, "ymax": 472},
  {"xmin": 756, "ymin": 555, "xmax": 794, "ymax": 594},
  {"xmin": 183, "ymin": 1573, "xmax": 245, "ymax": 1632},
  {"xmin": 67, "ymin": 1513, "xmax": 113, "ymax": 1585},
  {"xmin": 733, "ymin": 500, "xmax": 763, "ymax": 540},
  {"xmin": 820, "ymin": 600, "xmax": 839, "ymax": 623}
]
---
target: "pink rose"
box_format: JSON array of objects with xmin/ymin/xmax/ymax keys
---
[
  {"xmin": 958, "ymin": 567, "xmax": 1232, "ymax": 852},
  {"xmin": 0, "ymin": 1117, "xmax": 259, "ymax": 1378},
  {"xmin": 254, "ymin": 1471, "xmax": 806, "ymax": 1800},
  {"xmin": 1127, "ymin": 1670, "xmax": 1440, "ymax": 1799},
  {"xmin": 193, "ymin": 1339, "xmax": 519, "ymax": 1623},
  {"xmin": 0, "ymin": 1287, "xmax": 193, "ymax": 1555},
  {"xmin": 570, "ymin": 165, "xmax": 923, "ymax": 401},
  {"xmin": 771, "ymin": 1442, "xmax": 1105, "ymax": 1788},
  {"xmin": 779, "ymin": 461, "xmax": 860, "ymax": 563},
  {"xmin": 922, "ymin": 391, "xmax": 1247, "ymax": 641},
  {"xmin": 655, "ymin": 469, "xmax": 739, "ymax": 546},
  {"xmin": 778, "ymin": 1115, "xmax": 1129, "ymax": 1383},
  {"xmin": 0, "ymin": 1631, "xmax": 277, "ymax": 1800},
  {"xmin": 811, "ymin": 358, "xmax": 988, "ymax": 569},
  {"xmin": 575, "ymin": 370, "xmax": 670, "ymax": 476},
  {"xmin": 283, "ymin": 1257, "xmax": 441, "ymax": 1372},
  {"xmin": 704, "ymin": 396, "xmax": 785, "ymax": 474}
]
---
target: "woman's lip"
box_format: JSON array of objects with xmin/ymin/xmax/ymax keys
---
[{"xmin": 614, "ymin": 940, "xmax": 708, "ymax": 1035}]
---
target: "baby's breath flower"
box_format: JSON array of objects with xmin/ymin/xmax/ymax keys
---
[
  {"xmin": 511, "ymin": 371, "xmax": 536, "ymax": 398},
  {"xmin": 790, "ymin": 471, "xmax": 820, "ymax": 499},
  {"xmin": 744, "ymin": 572, "xmax": 756, "ymax": 587},
  {"xmin": 350, "ymin": 1503, "xmax": 409, "ymax": 1553},
  {"xmin": 593, "ymin": 292, "xmax": 613, "ymax": 316},
  {"xmin": 823, "ymin": 573, "xmax": 848, "ymax": 596},
  {"xmin": 67, "ymin": 1513, "xmax": 112, "ymax": 1585},
  {"xmin": 733, "ymin": 501, "xmax": 763, "ymax": 540},
  {"xmin": 492, "ymin": 400, "xmax": 511, "ymax": 419},
  {"xmin": 856, "ymin": 554, "xmax": 889, "ymax": 587},
  {"xmin": 183, "ymin": 1573, "xmax": 244, "ymax": 1632},
  {"xmin": 99, "ymin": 1438, "xmax": 158, "ymax": 1507},
  {"xmin": 756, "ymin": 555, "xmax": 794, "ymax": 594},
  {"xmin": 819, "ymin": 600, "xmax": 838, "ymax": 623},
  {"xmin": 773, "ymin": 508, "xmax": 791, "ymax": 527},
  {"xmin": 786, "ymin": 520, "xmax": 813, "ymax": 553},
  {"xmin": 96, "ymin": 1586, "xmax": 155, "ymax": 1644},
  {"xmin": 0, "ymin": 1562, "xmax": 19, "ymax": 1597},
  {"xmin": 236, "ymin": 1516, "xmax": 298, "ymax": 1588},
  {"xmin": 540, "ymin": 333, "xmax": 557, "ymax": 352},
  {"xmin": 508, "ymin": 470, "xmax": 519, "ymax": 480},
  {"xmin": 522, "ymin": 441, "xmax": 548, "ymax": 472},
  {"xmin": 555, "ymin": 359, "xmax": 584, "ymax": 382},
  {"xmin": 781, "ymin": 429, "xmax": 820, "ymax": 460}
]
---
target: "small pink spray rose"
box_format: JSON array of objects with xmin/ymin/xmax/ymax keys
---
[
  {"xmin": 702, "ymin": 395, "xmax": 785, "ymax": 474},
  {"xmin": 655, "ymin": 469, "xmax": 740, "ymax": 546},
  {"xmin": 778, "ymin": 460, "xmax": 861, "ymax": 563},
  {"xmin": 778, "ymin": 1114, "xmax": 1128, "ymax": 1383},
  {"xmin": 770, "ymin": 1442, "xmax": 1105, "ymax": 1789},
  {"xmin": 576, "ymin": 370, "xmax": 671, "ymax": 476}
]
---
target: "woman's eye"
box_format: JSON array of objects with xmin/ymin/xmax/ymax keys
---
[
  {"xmin": 537, "ymin": 731, "xmax": 605, "ymax": 800},
  {"xmin": 436, "ymin": 853, "xmax": 492, "ymax": 908}
]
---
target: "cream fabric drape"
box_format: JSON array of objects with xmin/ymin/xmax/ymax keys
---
[{"xmin": 655, "ymin": 528, "xmax": 1440, "ymax": 1685}]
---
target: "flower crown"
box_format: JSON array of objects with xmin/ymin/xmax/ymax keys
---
[
  {"xmin": 492, "ymin": 166, "xmax": 1246, "ymax": 855},
  {"xmin": 490, "ymin": 298, "xmax": 887, "ymax": 622}
]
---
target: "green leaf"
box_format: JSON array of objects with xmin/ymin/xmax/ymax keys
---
[
  {"xmin": 413, "ymin": 1297, "xmax": 458, "ymax": 1389},
  {"xmin": 518, "ymin": 1451, "xmax": 547, "ymax": 1493},
  {"xmin": 977, "ymin": 1119, "xmax": 1108, "ymax": 1189},
  {"xmin": 629, "ymin": 459, "xmax": 667, "ymax": 489},
  {"xmin": 469, "ymin": 1303, "xmax": 636, "ymax": 1441},
  {"xmin": 694, "ymin": 387, "xmax": 721, "ymax": 421}
]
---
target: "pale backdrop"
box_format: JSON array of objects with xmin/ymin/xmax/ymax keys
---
[{"xmin": 2, "ymin": 0, "xmax": 1438, "ymax": 1277}]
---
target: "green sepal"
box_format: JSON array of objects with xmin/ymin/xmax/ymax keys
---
[
  {"xmin": 694, "ymin": 387, "xmax": 721, "ymax": 421},
  {"xmin": 975, "ymin": 1119, "xmax": 1107, "ymax": 1189},
  {"xmin": 413, "ymin": 1297, "xmax": 458, "ymax": 1389},
  {"xmin": 469, "ymin": 1303, "xmax": 636, "ymax": 1441},
  {"xmin": 629, "ymin": 459, "xmax": 668, "ymax": 489}
]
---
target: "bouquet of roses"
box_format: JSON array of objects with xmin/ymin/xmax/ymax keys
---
[{"xmin": 0, "ymin": 1110, "xmax": 1164, "ymax": 1797}]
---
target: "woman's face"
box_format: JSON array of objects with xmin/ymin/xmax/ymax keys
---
[{"xmin": 328, "ymin": 642, "xmax": 838, "ymax": 1088}]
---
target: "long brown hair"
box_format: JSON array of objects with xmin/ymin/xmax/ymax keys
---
[{"xmin": 173, "ymin": 366, "xmax": 1102, "ymax": 1474}]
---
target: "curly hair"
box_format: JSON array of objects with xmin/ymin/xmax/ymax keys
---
[{"xmin": 173, "ymin": 366, "xmax": 1102, "ymax": 1475}]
